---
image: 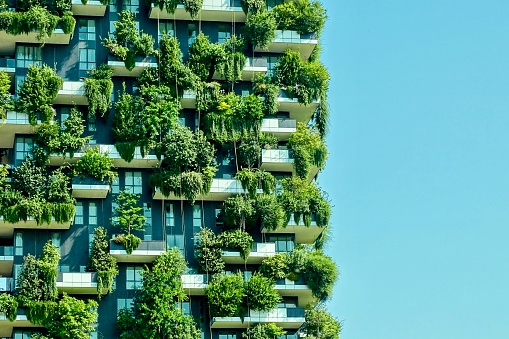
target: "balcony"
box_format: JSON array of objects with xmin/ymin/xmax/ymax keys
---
[
  {"xmin": 260, "ymin": 118, "xmax": 296, "ymax": 140},
  {"xmin": 149, "ymin": 0, "xmax": 245, "ymax": 22},
  {"xmin": 210, "ymin": 307, "xmax": 305, "ymax": 329},
  {"xmin": 254, "ymin": 30, "xmax": 318, "ymax": 60},
  {"xmin": 0, "ymin": 246, "xmax": 14, "ymax": 276},
  {"xmin": 0, "ymin": 29, "xmax": 71, "ymax": 54},
  {"xmin": 71, "ymin": 0, "xmax": 107, "ymax": 16},
  {"xmin": 54, "ymin": 81, "xmax": 87, "ymax": 106},
  {"xmin": 0, "ymin": 312, "xmax": 43, "ymax": 338},
  {"xmin": 182, "ymin": 274, "xmax": 208, "ymax": 296},
  {"xmin": 0, "ymin": 111, "xmax": 38, "ymax": 148},
  {"xmin": 0, "ymin": 277, "xmax": 13, "ymax": 292},
  {"xmin": 57, "ymin": 272, "xmax": 107, "ymax": 295},
  {"xmin": 0, "ymin": 57, "xmax": 15, "ymax": 75},
  {"xmin": 49, "ymin": 144, "xmax": 160, "ymax": 168},
  {"xmin": 71, "ymin": 177, "xmax": 110, "ymax": 199},
  {"xmin": 277, "ymin": 90, "xmax": 319, "ymax": 123},
  {"xmin": 275, "ymin": 278, "xmax": 314, "ymax": 307},
  {"xmin": 213, "ymin": 57, "xmax": 268, "ymax": 81},
  {"xmin": 0, "ymin": 217, "xmax": 72, "ymax": 238},
  {"xmin": 153, "ymin": 178, "xmax": 262, "ymax": 201},
  {"xmin": 222, "ymin": 242, "xmax": 276, "ymax": 264},
  {"xmin": 260, "ymin": 149, "xmax": 319, "ymax": 179},
  {"xmin": 261, "ymin": 213, "xmax": 323, "ymax": 244},
  {"xmin": 110, "ymin": 240, "xmax": 166, "ymax": 263},
  {"xmin": 181, "ymin": 90, "xmax": 196, "ymax": 109},
  {"xmin": 108, "ymin": 56, "xmax": 157, "ymax": 77}
]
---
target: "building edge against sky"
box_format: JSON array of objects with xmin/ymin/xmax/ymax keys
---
[{"xmin": 0, "ymin": 0, "xmax": 340, "ymax": 338}]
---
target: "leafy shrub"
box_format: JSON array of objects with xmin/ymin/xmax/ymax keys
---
[
  {"xmin": 236, "ymin": 168, "xmax": 275, "ymax": 198},
  {"xmin": 244, "ymin": 274, "xmax": 281, "ymax": 311},
  {"xmin": 220, "ymin": 195, "xmax": 256, "ymax": 230},
  {"xmin": 88, "ymin": 227, "xmax": 118, "ymax": 296},
  {"xmin": 218, "ymin": 229, "xmax": 254, "ymax": 261},
  {"xmin": 0, "ymin": 70, "xmax": 13, "ymax": 120},
  {"xmin": 0, "ymin": 294, "xmax": 18, "ymax": 322},
  {"xmin": 194, "ymin": 227, "xmax": 225, "ymax": 275},
  {"xmin": 288, "ymin": 123, "xmax": 328, "ymax": 178},
  {"xmin": 242, "ymin": 323, "xmax": 286, "ymax": 339},
  {"xmin": 241, "ymin": 0, "xmax": 265, "ymax": 15},
  {"xmin": 123, "ymin": 233, "xmax": 142, "ymax": 255},
  {"xmin": 206, "ymin": 273, "xmax": 245, "ymax": 317},
  {"xmin": 259, "ymin": 253, "xmax": 289, "ymax": 281},
  {"xmin": 302, "ymin": 306, "xmax": 342, "ymax": 339},
  {"xmin": 74, "ymin": 147, "xmax": 117, "ymax": 183},
  {"xmin": 302, "ymin": 251, "xmax": 338, "ymax": 301},
  {"xmin": 272, "ymin": 0, "xmax": 327, "ymax": 35},
  {"xmin": 253, "ymin": 75, "xmax": 279, "ymax": 115}
]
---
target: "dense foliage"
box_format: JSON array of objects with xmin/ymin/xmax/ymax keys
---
[
  {"xmin": 244, "ymin": 273, "xmax": 281, "ymax": 311},
  {"xmin": 74, "ymin": 147, "xmax": 117, "ymax": 183},
  {"xmin": 236, "ymin": 168, "xmax": 275, "ymax": 198},
  {"xmin": 243, "ymin": 10, "xmax": 276, "ymax": 49},
  {"xmin": 287, "ymin": 123, "xmax": 328, "ymax": 178},
  {"xmin": 242, "ymin": 323, "xmax": 286, "ymax": 339},
  {"xmin": 150, "ymin": 124, "xmax": 217, "ymax": 203},
  {"xmin": 302, "ymin": 306, "xmax": 342, "ymax": 339},
  {"xmin": 150, "ymin": 0, "xmax": 204, "ymax": 18},
  {"xmin": 272, "ymin": 0, "xmax": 327, "ymax": 35},
  {"xmin": 0, "ymin": 70, "xmax": 13, "ymax": 120},
  {"xmin": 194, "ymin": 227, "xmax": 225, "ymax": 275},
  {"xmin": 240, "ymin": 0, "xmax": 265, "ymax": 15},
  {"xmin": 117, "ymin": 249, "xmax": 201, "ymax": 339},
  {"xmin": 206, "ymin": 273, "xmax": 245, "ymax": 317},
  {"xmin": 84, "ymin": 65, "xmax": 114, "ymax": 118},
  {"xmin": 111, "ymin": 190, "xmax": 145, "ymax": 253},
  {"xmin": 88, "ymin": 226, "xmax": 118, "ymax": 296},
  {"xmin": 15, "ymin": 64, "xmax": 63, "ymax": 125},
  {"xmin": 103, "ymin": 11, "xmax": 154, "ymax": 71},
  {"xmin": 0, "ymin": 293, "xmax": 18, "ymax": 322},
  {"xmin": 218, "ymin": 229, "xmax": 254, "ymax": 260}
]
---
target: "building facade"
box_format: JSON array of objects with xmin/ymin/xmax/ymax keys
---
[{"xmin": 0, "ymin": 1, "xmax": 337, "ymax": 338}]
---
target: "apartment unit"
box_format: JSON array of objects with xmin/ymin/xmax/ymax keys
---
[{"xmin": 0, "ymin": 1, "xmax": 337, "ymax": 338}]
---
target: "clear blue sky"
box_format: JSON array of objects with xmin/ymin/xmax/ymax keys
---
[{"xmin": 321, "ymin": 1, "xmax": 509, "ymax": 338}]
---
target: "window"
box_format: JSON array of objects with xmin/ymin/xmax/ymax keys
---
[
  {"xmin": 218, "ymin": 25, "xmax": 231, "ymax": 43},
  {"xmin": 167, "ymin": 234, "xmax": 184, "ymax": 256},
  {"xmin": 266, "ymin": 0, "xmax": 283, "ymax": 10},
  {"xmin": 178, "ymin": 115, "xmax": 186, "ymax": 127},
  {"xmin": 268, "ymin": 235, "xmax": 295, "ymax": 253},
  {"xmin": 16, "ymin": 46, "xmax": 41, "ymax": 68},
  {"xmin": 267, "ymin": 56, "xmax": 278, "ymax": 76},
  {"xmin": 219, "ymin": 332, "xmax": 237, "ymax": 339},
  {"xmin": 144, "ymin": 203, "xmax": 152, "ymax": 241},
  {"xmin": 111, "ymin": 201, "xmax": 118, "ymax": 225},
  {"xmin": 88, "ymin": 115, "xmax": 97, "ymax": 132},
  {"xmin": 51, "ymin": 233, "xmax": 61, "ymax": 250},
  {"xmin": 15, "ymin": 137, "xmax": 32, "ymax": 161},
  {"xmin": 165, "ymin": 203, "xmax": 175, "ymax": 227},
  {"xmin": 125, "ymin": 171, "xmax": 142, "ymax": 194},
  {"xmin": 126, "ymin": 266, "xmax": 143, "ymax": 290},
  {"xmin": 277, "ymin": 298, "xmax": 298, "ymax": 308},
  {"xmin": 79, "ymin": 48, "xmax": 96, "ymax": 71},
  {"xmin": 111, "ymin": 177, "xmax": 120, "ymax": 194},
  {"xmin": 88, "ymin": 202, "xmax": 97, "ymax": 225},
  {"xmin": 194, "ymin": 112, "xmax": 199, "ymax": 132},
  {"xmin": 241, "ymin": 84, "xmax": 250, "ymax": 97},
  {"xmin": 159, "ymin": 21, "xmax": 174, "ymax": 41},
  {"xmin": 14, "ymin": 330, "xmax": 39, "ymax": 339},
  {"xmin": 117, "ymin": 298, "xmax": 134, "ymax": 312},
  {"xmin": 188, "ymin": 24, "xmax": 197, "ymax": 47},
  {"xmin": 243, "ymin": 270, "xmax": 252, "ymax": 281},
  {"xmin": 79, "ymin": 19, "xmax": 96, "ymax": 41},
  {"xmin": 109, "ymin": 0, "xmax": 117, "ymax": 12},
  {"xmin": 192, "ymin": 205, "xmax": 202, "ymax": 234},
  {"xmin": 175, "ymin": 301, "xmax": 191, "ymax": 315},
  {"xmin": 75, "ymin": 202, "xmax": 84, "ymax": 224},
  {"xmin": 123, "ymin": 0, "xmax": 139, "ymax": 12},
  {"xmin": 14, "ymin": 232, "xmax": 22, "ymax": 256},
  {"xmin": 60, "ymin": 107, "xmax": 70, "ymax": 129},
  {"xmin": 59, "ymin": 265, "xmax": 70, "ymax": 273},
  {"xmin": 215, "ymin": 208, "xmax": 223, "ymax": 227}
]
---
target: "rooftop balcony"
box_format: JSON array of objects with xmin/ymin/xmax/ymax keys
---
[
  {"xmin": 0, "ymin": 277, "xmax": 14, "ymax": 292},
  {"xmin": 213, "ymin": 57, "xmax": 268, "ymax": 81},
  {"xmin": 0, "ymin": 217, "xmax": 72, "ymax": 237},
  {"xmin": 0, "ymin": 311, "xmax": 43, "ymax": 338},
  {"xmin": 260, "ymin": 118, "xmax": 296, "ymax": 140},
  {"xmin": 153, "ymin": 178, "xmax": 262, "ymax": 201},
  {"xmin": 278, "ymin": 90, "xmax": 319, "ymax": 123},
  {"xmin": 0, "ymin": 29, "xmax": 71, "ymax": 54},
  {"xmin": 71, "ymin": 177, "xmax": 110, "ymax": 199},
  {"xmin": 149, "ymin": 0, "xmax": 245, "ymax": 22},
  {"xmin": 275, "ymin": 278, "xmax": 314, "ymax": 307},
  {"xmin": 110, "ymin": 240, "xmax": 166, "ymax": 263},
  {"xmin": 0, "ymin": 246, "xmax": 14, "ymax": 276},
  {"xmin": 0, "ymin": 111, "xmax": 38, "ymax": 148},
  {"xmin": 49, "ymin": 144, "xmax": 160, "ymax": 168},
  {"xmin": 54, "ymin": 81, "xmax": 87, "ymax": 106},
  {"xmin": 255, "ymin": 30, "xmax": 318, "ymax": 60},
  {"xmin": 0, "ymin": 57, "xmax": 15, "ymax": 75},
  {"xmin": 108, "ymin": 55, "xmax": 157, "ymax": 77},
  {"xmin": 261, "ymin": 213, "xmax": 323, "ymax": 244},
  {"xmin": 260, "ymin": 149, "xmax": 319, "ymax": 179},
  {"xmin": 57, "ymin": 272, "xmax": 107, "ymax": 295},
  {"xmin": 71, "ymin": 0, "xmax": 107, "ymax": 16},
  {"xmin": 222, "ymin": 242, "xmax": 276, "ymax": 264},
  {"xmin": 182, "ymin": 274, "xmax": 208, "ymax": 296},
  {"xmin": 210, "ymin": 307, "xmax": 305, "ymax": 329}
]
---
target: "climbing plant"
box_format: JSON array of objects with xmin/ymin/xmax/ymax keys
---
[
  {"xmin": 88, "ymin": 226, "xmax": 118, "ymax": 296},
  {"xmin": 84, "ymin": 65, "xmax": 114, "ymax": 118},
  {"xmin": 236, "ymin": 168, "xmax": 275, "ymax": 198}
]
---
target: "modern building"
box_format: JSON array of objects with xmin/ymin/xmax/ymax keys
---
[{"xmin": 0, "ymin": 1, "xmax": 337, "ymax": 338}]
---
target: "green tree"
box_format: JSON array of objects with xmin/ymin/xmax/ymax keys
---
[
  {"xmin": 45, "ymin": 294, "xmax": 98, "ymax": 339},
  {"xmin": 245, "ymin": 274, "xmax": 281, "ymax": 311},
  {"xmin": 88, "ymin": 227, "xmax": 118, "ymax": 295},
  {"xmin": 243, "ymin": 10, "xmax": 276, "ymax": 49},
  {"xmin": 206, "ymin": 273, "xmax": 245, "ymax": 317},
  {"xmin": 194, "ymin": 227, "xmax": 225, "ymax": 275},
  {"xmin": 302, "ymin": 306, "xmax": 342, "ymax": 339},
  {"xmin": 117, "ymin": 249, "xmax": 201, "ymax": 339},
  {"xmin": 111, "ymin": 189, "xmax": 146, "ymax": 235}
]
